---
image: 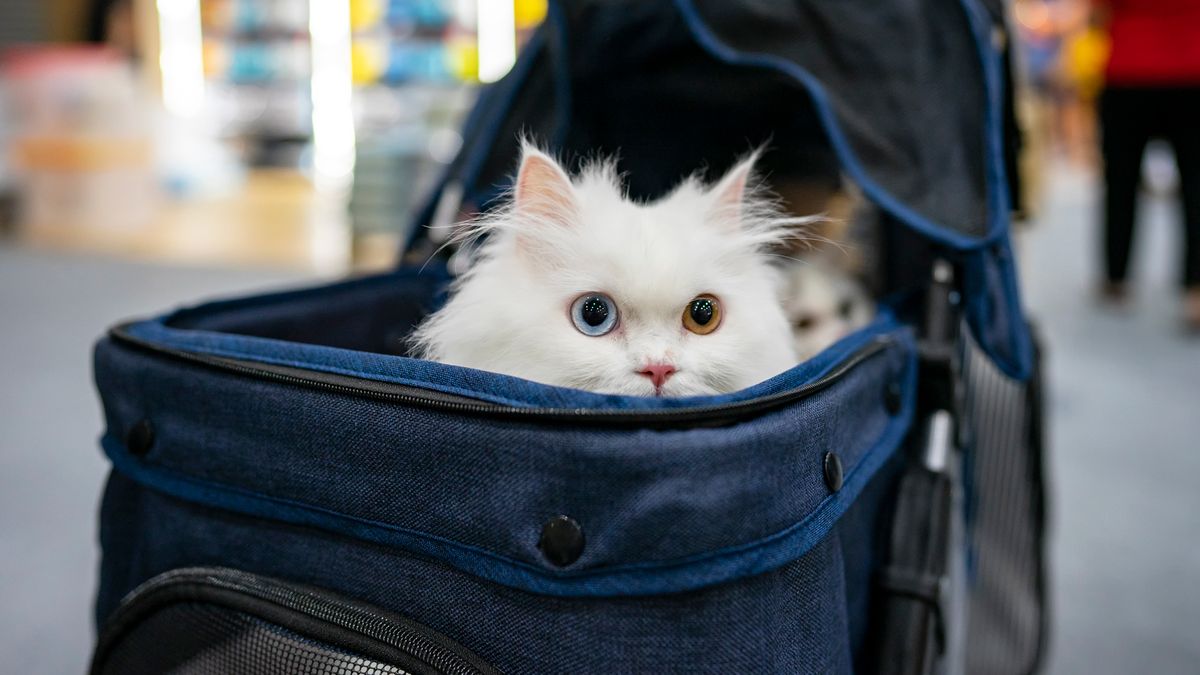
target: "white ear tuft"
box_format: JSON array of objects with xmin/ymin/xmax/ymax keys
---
[
  {"xmin": 709, "ymin": 151, "xmax": 761, "ymax": 226},
  {"xmin": 514, "ymin": 145, "xmax": 577, "ymax": 228}
]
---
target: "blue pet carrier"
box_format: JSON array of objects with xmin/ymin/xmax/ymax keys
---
[{"xmin": 89, "ymin": 1, "xmax": 1048, "ymax": 673}]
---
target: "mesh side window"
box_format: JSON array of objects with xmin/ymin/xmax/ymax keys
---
[
  {"xmin": 963, "ymin": 331, "xmax": 1049, "ymax": 675},
  {"xmin": 99, "ymin": 602, "xmax": 408, "ymax": 675},
  {"xmin": 91, "ymin": 568, "xmax": 499, "ymax": 675}
]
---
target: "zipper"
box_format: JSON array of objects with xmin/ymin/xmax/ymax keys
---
[
  {"xmin": 109, "ymin": 323, "xmax": 895, "ymax": 428},
  {"xmin": 95, "ymin": 567, "xmax": 498, "ymax": 675}
]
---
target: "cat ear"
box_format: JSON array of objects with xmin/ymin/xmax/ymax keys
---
[
  {"xmin": 513, "ymin": 147, "xmax": 577, "ymax": 228},
  {"xmin": 708, "ymin": 152, "xmax": 760, "ymax": 227}
]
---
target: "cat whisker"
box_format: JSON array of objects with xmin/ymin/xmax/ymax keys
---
[
  {"xmin": 762, "ymin": 252, "xmax": 808, "ymax": 265},
  {"xmin": 790, "ymin": 229, "xmax": 853, "ymax": 255}
]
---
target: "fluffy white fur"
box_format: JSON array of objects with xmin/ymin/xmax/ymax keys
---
[
  {"xmin": 411, "ymin": 146, "xmax": 806, "ymax": 396},
  {"xmin": 782, "ymin": 258, "xmax": 875, "ymax": 360}
]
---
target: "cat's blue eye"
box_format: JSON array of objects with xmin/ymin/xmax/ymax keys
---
[{"xmin": 571, "ymin": 293, "xmax": 618, "ymax": 336}]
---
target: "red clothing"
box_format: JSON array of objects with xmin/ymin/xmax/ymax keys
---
[{"xmin": 1103, "ymin": 0, "xmax": 1200, "ymax": 85}]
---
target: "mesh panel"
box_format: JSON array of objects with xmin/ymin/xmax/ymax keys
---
[
  {"xmin": 98, "ymin": 602, "xmax": 409, "ymax": 675},
  {"xmin": 963, "ymin": 333, "xmax": 1048, "ymax": 675}
]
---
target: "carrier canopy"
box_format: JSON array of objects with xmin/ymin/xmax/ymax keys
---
[
  {"xmin": 415, "ymin": 0, "xmax": 1003, "ymax": 244},
  {"xmin": 677, "ymin": 0, "xmax": 999, "ymax": 243},
  {"xmin": 409, "ymin": 0, "xmax": 1032, "ymax": 379}
]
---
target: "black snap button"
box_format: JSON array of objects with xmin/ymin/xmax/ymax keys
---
[
  {"xmin": 823, "ymin": 452, "xmax": 844, "ymax": 492},
  {"xmin": 884, "ymin": 381, "xmax": 903, "ymax": 415},
  {"xmin": 125, "ymin": 419, "xmax": 155, "ymax": 457},
  {"xmin": 538, "ymin": 515, "xmax": 585, "ymax": 567}
]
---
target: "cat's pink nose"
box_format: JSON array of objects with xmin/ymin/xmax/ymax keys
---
[{"xmin": 638, "ymin": 363, "xmax": 677, "ymax": 389}]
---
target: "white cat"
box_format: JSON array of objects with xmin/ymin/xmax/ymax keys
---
[
  {"xmin": 411, "ymin": 146, "xmax": 805, "ymax": 397},
  {"xmin": 783, "ymin": 258, "xmax": 875, "ymax": 360}
]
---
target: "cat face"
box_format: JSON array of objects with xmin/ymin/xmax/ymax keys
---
[
  {"xmin": 413, "ymin": 147, "xmax": 801, "ymax": 396},
  {"xmin": 784, "ymin": 261, "xmax": 874, "ymax": 360}
]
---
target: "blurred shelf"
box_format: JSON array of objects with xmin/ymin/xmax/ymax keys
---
[{"xmin": 14, "ymin": 169, "xmax": 340, "ymax": 271}]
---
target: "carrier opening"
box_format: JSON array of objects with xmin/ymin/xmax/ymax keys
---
[{"xmin": 160, "ymin": 81, "xmax": 924, "ymax": 398}]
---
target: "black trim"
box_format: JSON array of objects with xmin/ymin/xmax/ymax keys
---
[
  {"xmin": 108, "ymin": 323, "xmax": 897, "ymax": 429},
  {"xmin": 91, "ymin": 567, "xmax": 501, "ymax": 675}
]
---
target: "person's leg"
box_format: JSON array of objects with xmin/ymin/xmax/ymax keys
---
[
  {"xmin": 1165, "ymin": 87, "xmax": 1200, "ymax": 328},
  {"xmin": 1099, "ymin": 87, "xmax": 1151, "ymax": 297}
]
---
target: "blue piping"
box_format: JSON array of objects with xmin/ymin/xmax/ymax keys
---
[{"xmin": 956, "ymin": 0, "xmax": 1034, "ymax": 380}]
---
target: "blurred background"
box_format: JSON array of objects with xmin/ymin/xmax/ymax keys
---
[
  {"xmin": 0, "ymin": 0, "xmax": 1197, "ymax": 673},
  {"xmin": 0, "ymin": 0, "xmax": 546, "ymax": 272}
]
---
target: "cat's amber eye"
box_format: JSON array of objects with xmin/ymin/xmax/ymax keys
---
[{"xmin": 683, "ymin": 295, "xmax": 722, "ymax": 335}]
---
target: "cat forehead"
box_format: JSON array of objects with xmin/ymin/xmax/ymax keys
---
[
  {"xmin": 528, "ymin": 232, "xmax": 723, "ymax": 308},
  {"xmin": 506, "ymin": 171, "xmax": 769, "ymax": 298},
  {"xmin": 564, "ymin": 209, "xmax": 747, "ymax": 282},
  {"xmin": 568, "ymin": 190, "xmax": 731, "ymax": 247}
]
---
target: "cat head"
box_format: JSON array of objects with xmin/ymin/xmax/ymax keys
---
[
  {"xmin": 412, "ymin": 145, "xmax": 806, "ymax": 396},
  {"xmin": 783, "ymin": 259, "xmax": 875, "ymax": 360}
]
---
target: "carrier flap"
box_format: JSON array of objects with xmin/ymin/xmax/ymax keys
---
[
  {"xmin": 675, "ymin": 0, "xmax": 1006, "ymax": 245},
  {"xmin": 93, "ymin": 273, "xmax": 918, "ymax": 597}
]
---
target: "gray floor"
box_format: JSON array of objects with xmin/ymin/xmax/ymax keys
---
[
  {"xmin": 0, "ymin": 251, "xmax": 308, "ymax": 673},
  {"xmin": 1024, "ymin": 166, "xmax": 1200, "ymax": 674},
  {"xmin": 0, "ymin": 165, "xmax": 1197, "ymax": 672}
]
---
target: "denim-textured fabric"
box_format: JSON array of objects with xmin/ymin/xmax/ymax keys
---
[
  {"xmin": 97, "ymin": 462, "xmax": 902, "ymax": 674},
  {"xmin": 95, "ymin": 280, "xmax": 915, "ymax": 596}
]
